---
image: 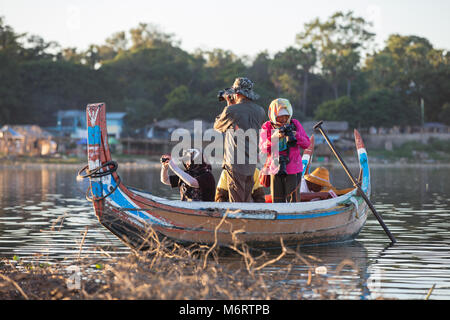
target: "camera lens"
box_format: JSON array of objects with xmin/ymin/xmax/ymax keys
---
[{"xmin": 217, "ymin": 90, "xmax": 225, "ymax": 101}]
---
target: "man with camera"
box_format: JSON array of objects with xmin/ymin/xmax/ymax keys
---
[
  {"xmin": 213, "ymin": 77, "xmax": 266, "ymax": 203},
  {"xmin": 160, "ymin": 149, "xmax": 215, "ymax": 202}
]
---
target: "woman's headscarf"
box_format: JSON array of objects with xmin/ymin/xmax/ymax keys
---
[{"xmin": 268, "ymin": 98, "xmax": 293, "ymax": 127}]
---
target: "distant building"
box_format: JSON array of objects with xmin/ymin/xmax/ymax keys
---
[
  {"xmin": 423, "ymin": 122, "xmax": 449, "ymax": 133},
  {"xmin": 146, "ymin": 119, "xmax": 213, "ymax": 140},
  {"xmin": 0, "ymin": 126, "xmax": 24, "ymax": 155},
  {"xmin": 0, "ymin": 125, "xmax": 56, "ymax": 156},
  {"xmin": 47, "ymin": 109, "xmax": 126, "ymax": 139},
  {"xmin": 106, "ymin": 112, "xmax": 126, "ymax": 139},
  {"xmin": 302, "ymin": 121, "xmax": 349, "ymax": 144},
  {"xmin": 47, "ymin": 110, "xmax": 86, "ymax": 138},
  {"xmin": 146, "ymin": 118, "xmax": 182, "ymax": 140}
]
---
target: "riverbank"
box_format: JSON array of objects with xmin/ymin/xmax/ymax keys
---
[
  {"xmin": 1, "ymin": 154, "xmax": 449, "ymax": 170},
  {"xmin": 0, "ymin": 236, "xmax": 351, "ymax": 300}
]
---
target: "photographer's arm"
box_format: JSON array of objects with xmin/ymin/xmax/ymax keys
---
[
  {"xmin": 168, "ymin": 160, "xmax": 200, "ymax": 188},
  {"xmin": 160, "ymin": 162, "xmax": 171, "ymax": 186},
  {"xmin": 213, "ymin": 107, "xmax": 233, "ymax": 133},
  {"xmin": 259, "ymin": 126, "xmax": 274, "ymax": 154},
  {"xmin": 273, "ymin": 129, "xmax": 282, "ymax": 139},
  {"xmin": 294, "ymin": 121, "xmax": 311, "ymax": 149}
]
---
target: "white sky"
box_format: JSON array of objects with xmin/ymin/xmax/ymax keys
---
[{"xmin": 1, "ymin": 0, "xmax": 449, "ymax": 59}]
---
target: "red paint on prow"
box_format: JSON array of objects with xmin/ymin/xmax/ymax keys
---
[{"xmin": 354, "ymin": 129, "xmax": 365, "ymax": 150}]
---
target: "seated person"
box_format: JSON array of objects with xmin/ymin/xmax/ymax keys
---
[
  {"xmin": 160, "ymin": 149, "xmax": 215, "ymax": 202},
  {"xmin": 215, "ymin": 168, "xmax": 265, "ymax": 203},
  {"xmin": 300, "ymin": 167, "xmax": 353, "ymax": 201}
]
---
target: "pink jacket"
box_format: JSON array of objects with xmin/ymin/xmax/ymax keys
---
[{"xmin": 259, "ymin": 119, "xmax": 310, "ymax": 175}]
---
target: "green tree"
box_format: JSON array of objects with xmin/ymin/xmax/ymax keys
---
[
  {"xmin": 0, "ymin": 52, "xmax": 22, "ymax": 123},
  {"xmin": 202, "ymin": 48, "xmax": 247, "ymax": 87},
  {"xmin": 314, "ymin": 96, "xmax": 360, "ymax": 128},
  {"xmin": 297, "ymin": 44, "xmax": 317, "ymax": 115},
  {"xmin": 129, "ymin": 23, "xmax": 178, "ymax": 50},
  {"xmin": 269, "ymin": 47, "xmax": 304, "ymax": 114},
  {"xmin": 247, "ymin": 51, "xmax": 278, "ymax": 108},
  {"xmin": 298, "ymin": 11, "xmax": 375, "ymax": 99},
  {"xmin": 0, "ymin": 17, "xmax": 25, "ymax": 123},
  {"xmin": 162, "ymin": 85, "xmax": 193, "ymax": 120},
  {"xmin": 123, "ymin": 98, "xmax": 159, "ymax": 130},
  {"xmin": 357, "ymin": 88, "xmax": 420, "ymax": 128},
  {"xmin": 19, "ymin": 35, "xmax": 59, "ymax": 61},
  {"xmin": 0, "ymin": 16, "xmax": 25, "ymax": 57},
  {"xmin": 365, "ymin": 34, "xmax": 450, "ymax": 121},
  {"xmin": 439, "ymin": 102, "xmax": 450, "ymax": 125},
  {"xmin": 19, "ymin": 60, "xmax": 115, "ymax": 126}
]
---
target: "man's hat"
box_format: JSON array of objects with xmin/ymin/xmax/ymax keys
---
[
  {"xmin": 230, "ymin": 77, "xmax": 259, "ymax": 100},
  {"xmin": 304, "ymin": 167, "xmax": 332, "ymax": 187}
]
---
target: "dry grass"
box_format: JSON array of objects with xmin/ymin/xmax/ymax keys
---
[{"xmin": 0, "ymin": 225, "xmax": 365, "ymax": 300}]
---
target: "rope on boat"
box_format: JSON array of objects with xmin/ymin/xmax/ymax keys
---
[
  {"xmin": 84, "ymin": 175, "xmax": 122, "ymax": 202},
  {"xmin": 77, "ymin": 161, "xmax": 118, "ymax": 179},
  {"xmin": 77, "ymin": 161, "xmax": 121, "ymax": 202}
]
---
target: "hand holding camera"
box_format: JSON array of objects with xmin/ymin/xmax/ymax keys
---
[
  {"xmin": 217, "ymin": 88, "xmax": 235, "ymax": 106},
  {"xmin": 279, "ymin": 123, "xmax": 298, "ymax": 147},
  {"xmin": 160, "ymin": 154, "xmax": 171, "ymax": 166}
]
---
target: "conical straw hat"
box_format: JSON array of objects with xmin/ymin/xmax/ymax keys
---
[{"xmin": 304, "ymin": 167, "xmax": 332, "ymax": 187}]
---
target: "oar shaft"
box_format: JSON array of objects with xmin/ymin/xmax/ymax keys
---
[
  {"xmin": 357, "ymin": 186, "xmax": 396, "ymax": 242},
  {"xmin": 317, "ymin": 127, "xmax": 358, "ymax": 187},
  {"xmin": 315, "ymin": 124, "xmax": 396, "ymax": 244}
]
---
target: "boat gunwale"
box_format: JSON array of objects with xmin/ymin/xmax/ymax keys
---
[{"xmin": 123, "ymin": 185, "xmax": 360, "ymax": 217}]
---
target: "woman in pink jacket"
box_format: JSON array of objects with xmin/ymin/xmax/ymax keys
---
[{"xmin": 259, "ymin": 98, "xmax": 310, "ymax": 202}]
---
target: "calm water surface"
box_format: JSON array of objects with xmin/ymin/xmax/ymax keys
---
[{"xmin": 0, "ymin": 164, "xmax": 449, "ymax": 300}]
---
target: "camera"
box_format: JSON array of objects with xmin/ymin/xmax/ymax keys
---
[
  {"xmin": 160, "ymin": 156, "xmax": 170, "ymax": 164},
  {"xmin": 276, "ymin": 123, "xmax": 297, "ymax": 176},
  {"xmin": 277, "ymin": 154, "xmax": 290, "ymax": 176},
  {"xmin": 217, "ymin": 88, "xmax": 235, "ymax": 103},
  {"xmin": 279, "ymin": 123, "xmax": 297, "ymax": 147}
]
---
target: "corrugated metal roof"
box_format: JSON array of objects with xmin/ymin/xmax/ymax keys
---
[
  {"xmin": 302, "ymin": 121, "xmax": 349, "ymax": 134},
  {"xmin": 107, "ymin": 112, "xmax": 127, "ymax": 120},
  {"xmin": 0, "ymin": 125, "xmax": 24, "ymax": 138},
  {"xmin": 6, "ymin": 125, "xmax": 53, "ymax": 139}
]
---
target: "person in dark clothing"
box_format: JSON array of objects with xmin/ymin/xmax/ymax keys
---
[
  {"xmin": 160, "ymin": 149, "xmax": 215, "ymax": 202},
  {"xmin": 213, "ymin": 77, "xmax": 266, "ymax": 202}
]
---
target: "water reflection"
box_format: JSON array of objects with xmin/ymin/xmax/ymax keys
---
[
  {"xmin": 0, "ymin": 165, "xmax": 449, "ymax": 299},
  {"xmin": 0, "ymin": 165, "xmax": 129, "ymax": 262}
]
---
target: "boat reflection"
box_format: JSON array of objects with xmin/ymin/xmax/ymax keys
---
[{"xmin": 216, "ymin": 240, "xmax": 372, "ymax": 299}]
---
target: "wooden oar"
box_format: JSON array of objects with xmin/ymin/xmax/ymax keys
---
[{"xmin": 313, "ymin": 121, "xmax": 397, "ymax": 244}]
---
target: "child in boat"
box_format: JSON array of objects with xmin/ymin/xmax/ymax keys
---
[
  {"xmin": 160, "ymin": 149, "xmax": 216, "ymax": 202},
  {"xmin": 259, "ymin": 98, "xmax": 310, "ymax": 202},
  {"xmin": 215, "ymin": 168, "xmax": 265, "ymax": 203},
  {"xmin": 300, "ymin": 167, "xmax": 354, "ymax": 201}
]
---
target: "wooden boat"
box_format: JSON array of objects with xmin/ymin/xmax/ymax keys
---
[{"xmin": 80, "ymin": 103, "xmax": 370, "ymax": 250}]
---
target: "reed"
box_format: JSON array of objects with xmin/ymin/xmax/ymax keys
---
[{"xmin": 0, "ymin": 225, "xmax": 371, "ymax": 300}]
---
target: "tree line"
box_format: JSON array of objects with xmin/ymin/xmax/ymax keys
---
[{"xmin": 0, "ymin": 11, "xmax": 449, "ymax": 135}]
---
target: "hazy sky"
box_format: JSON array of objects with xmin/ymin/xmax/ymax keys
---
[{"xmin": 1, "ymin": 0, "xmax": 449, "ymax": 58}]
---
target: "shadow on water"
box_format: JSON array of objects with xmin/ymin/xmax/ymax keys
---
[{"xmin": 1, "ymin": 165, "xmax": 450, "ymax": 299}]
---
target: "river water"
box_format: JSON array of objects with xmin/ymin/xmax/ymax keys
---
[{"xmin": 0, "ymin": 164, "xmax": 449, "ymax": 300}]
